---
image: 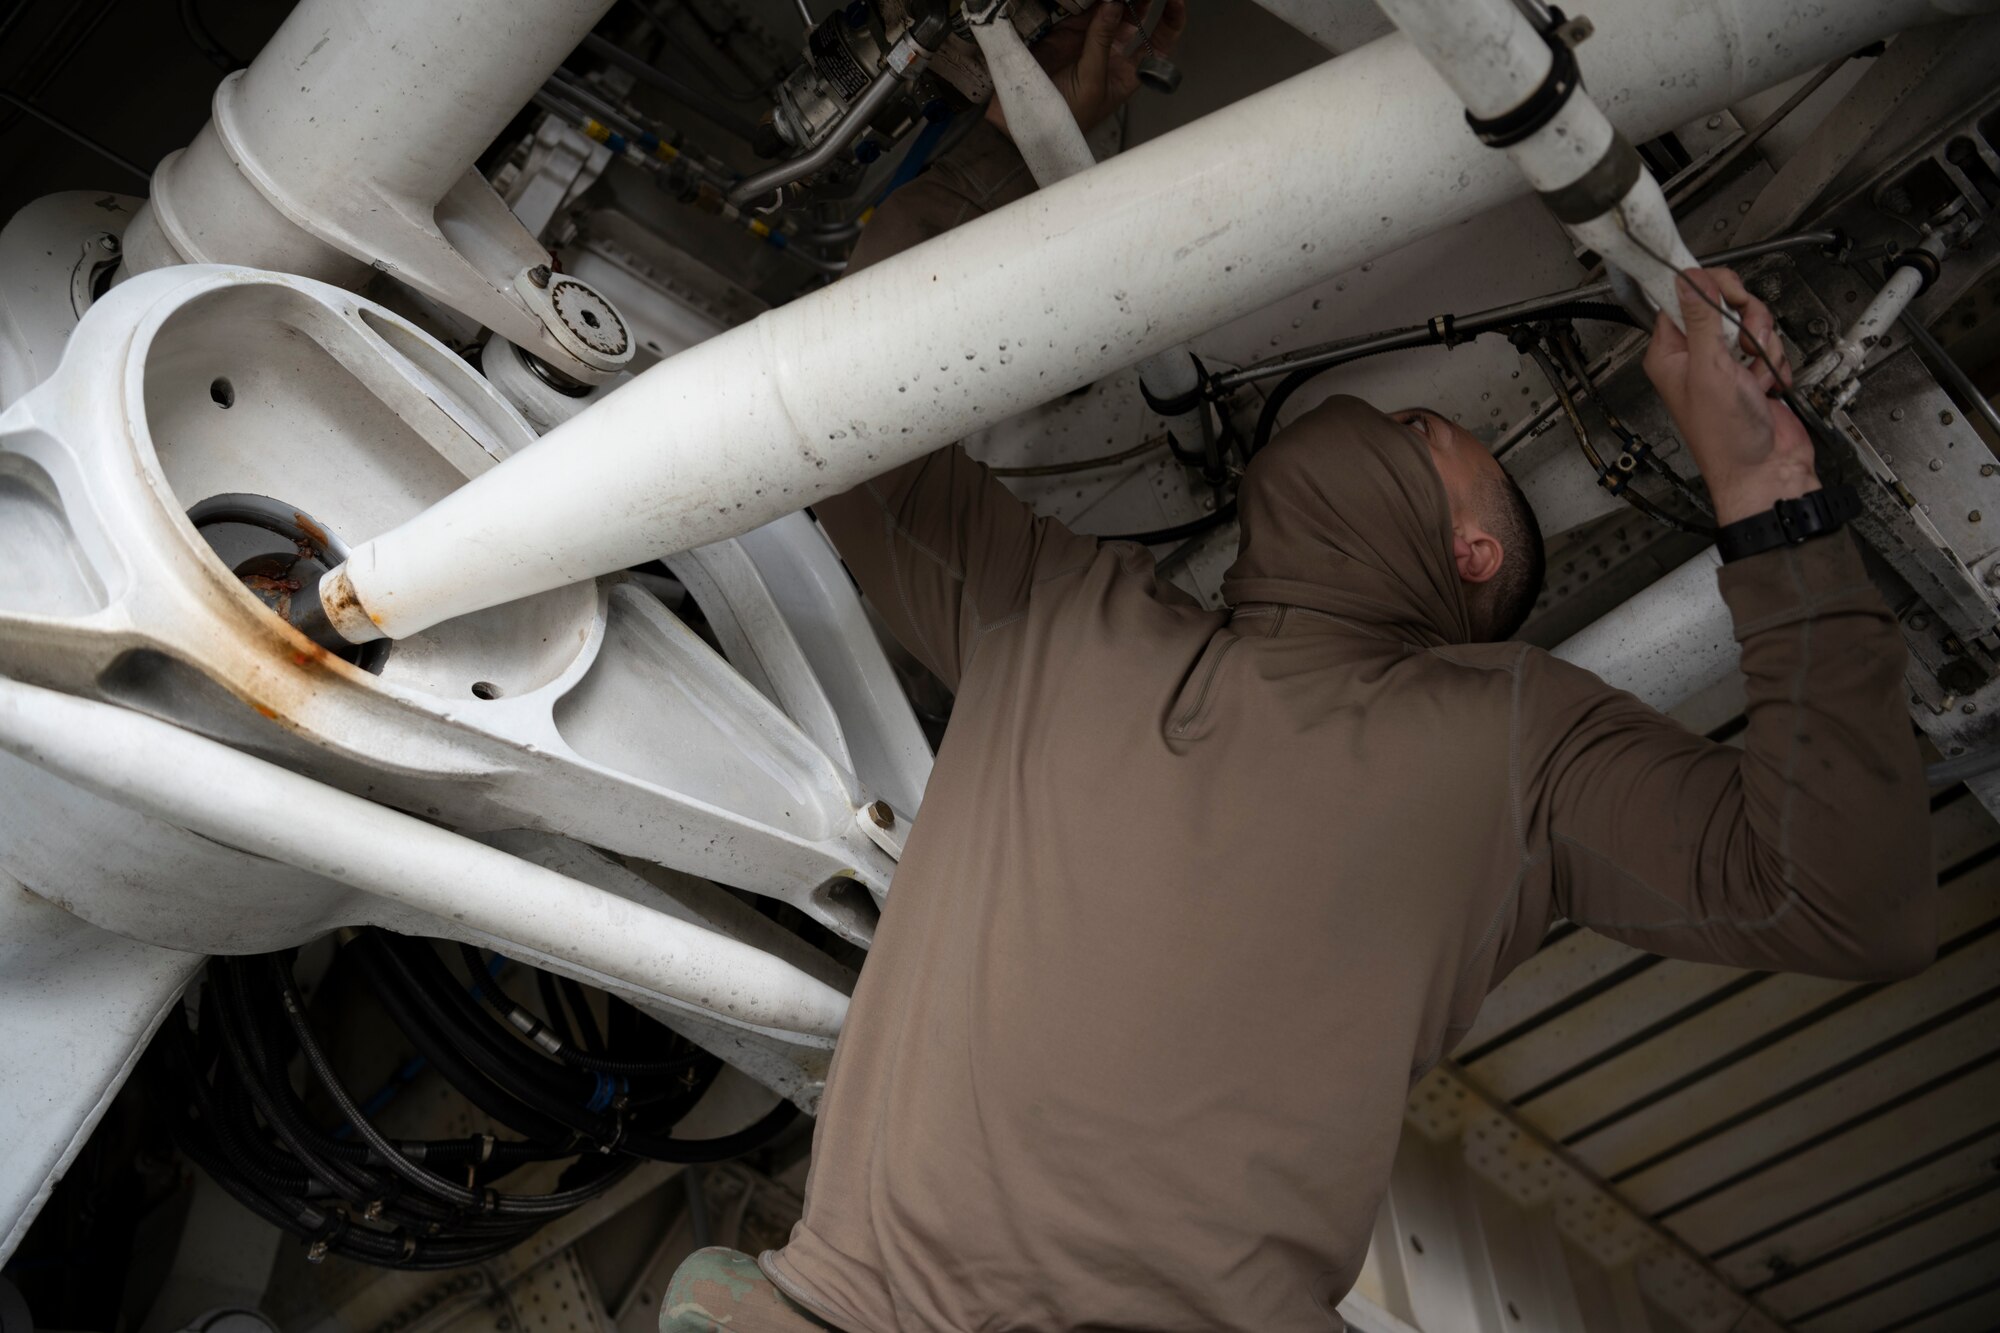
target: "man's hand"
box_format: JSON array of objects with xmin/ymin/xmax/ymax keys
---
[
  {"xmin": 986, "ymin": 0, "xmax": 1187, "ymax": 138},
  {"xmin": 1642, "ymin": 267, "xmax": 1819, "ymax": 527}
]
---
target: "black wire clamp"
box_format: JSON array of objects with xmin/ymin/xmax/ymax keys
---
[{"xmin": 1463, "ymin": 7, "xmax": 1584, "ymax": 149}]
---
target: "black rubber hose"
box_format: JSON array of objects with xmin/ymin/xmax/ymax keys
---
[
  {"xmin": 271, "ymin": 956, "xmax": 633, "ymax": 1218},
  {"xmin": 456, "ymin": 941, "xmax": 710, "ymax": 1076},
  {"xmin": 389, "ymin": 935, "xmax": 733, "ymax": 1159},
  {"xmin": 355, "ymin": 933, "xmax": 595, "ymax": 1145},
  {"xmin": 208, "ymin": 960, "xmax": 382, "ymax": 1202},
  {"xmin": 1094, "ymin": 302, "xmax": 1645, "ymax": 546}
]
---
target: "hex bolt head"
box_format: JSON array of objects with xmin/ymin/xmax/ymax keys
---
[
  {"xmin": 868, "ymin": 800, "xmax": 895, "ymax": 829},
  {"xmin": 99, "ymin": 233, "xmax": 119, "ymax": 252},
  {"xmin": 1706, "ymin": 114, "xmax": 1725, "ymax": 129},
  {"xmin": 1942, "ymin": 410, "xmax": 1956, "ymax": 425},
  {"xmin": 528, "ymin": 264, "xmax": 552, "ymax": 289}
]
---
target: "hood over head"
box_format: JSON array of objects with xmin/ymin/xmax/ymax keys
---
[{"xmin": 1221, "ymin": 395, "xmax": 1472, "ymax": 646}]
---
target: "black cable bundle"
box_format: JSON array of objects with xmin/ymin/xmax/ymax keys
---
[{"xmin": 150, "ymin": 931, "xmax": 798, "ymax": 1269}]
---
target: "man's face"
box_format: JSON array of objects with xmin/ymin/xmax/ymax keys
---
[
  {"xmin": 1388, "ymin": 407, "xmax": 1505, "ymax": 529},
  {"xmin": 1387, "ymin": 406, "xmax": 1510, "ymax": 601}
]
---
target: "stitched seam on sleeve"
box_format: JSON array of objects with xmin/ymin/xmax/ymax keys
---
[{"xmin": 1460, "ymin": 845, "xmax": 1550, "ymax": 986}]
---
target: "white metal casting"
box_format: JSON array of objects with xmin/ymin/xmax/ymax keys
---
[
  {"xmin": 120, "ymin": 0, "xmax": 633, "ymax": 381},
  {"xmin": 0, "ymin": 264, "xmax": 933, "ymax": 1256}
]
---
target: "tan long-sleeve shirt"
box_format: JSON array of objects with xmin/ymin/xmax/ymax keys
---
[{"xmin": 761, "ymin": 123, "xmax": 1936, "ymax": 1332}]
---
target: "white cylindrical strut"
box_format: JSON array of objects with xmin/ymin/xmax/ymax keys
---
[
  {"xmin": 319, "ymin": 0, "xmax": 1978, "ymax": 644},
  {"xmin": 1375, "ymin": 0, "xmax": 1699, "ymax": 324},
  {"xmin": 241, "ymin": 0, "xmax": 613, "ymax": 212},
  {"xmin": 0, "ymin": 677, "xmax": 850, "ymax": 1043},
  {"xmin": 1801, "ymin": 231, "xmax": 1949, "ymax": 390},
  {"xmin": 970, "ymin": 19, "xmax": 1097, "ymax": 180},
  {"xmin": 971, "ymin": 16, "xmax": 1217, "ymax": 477},
  {"xmin": 1553, "ymin": 551, "xmax": 1737, "ymax": 712},
  {"xmin": 130, "ymin": 0, "xmax": 613, "ymax": 277},
  {"xmin": 122, "ymin": 0, "xmax": 630, "ymax": 378}
]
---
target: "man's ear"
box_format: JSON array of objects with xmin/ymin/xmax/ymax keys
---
[{"xmin": 1453, "ymin": 525, "xmax": 1505, "ymax": 586}]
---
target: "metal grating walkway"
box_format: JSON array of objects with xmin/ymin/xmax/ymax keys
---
[{"xmin": 1455, "ymin": 781, "xmax": 2000, "ymax": 1332}]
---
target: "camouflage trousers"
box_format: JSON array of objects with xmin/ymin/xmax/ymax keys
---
[{"xmin": 660, "ymin": 1247, "xmax": 842, "ymax": 1332}]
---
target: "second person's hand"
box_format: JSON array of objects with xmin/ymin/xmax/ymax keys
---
[{"xmin": 986, "ymin": 0, "xmax": 1187, "ymax": 138}]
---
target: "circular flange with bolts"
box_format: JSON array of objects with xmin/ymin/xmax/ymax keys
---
[{"xmin": 512, "ymin": 264, "xmax": 633, "ymax": 374}]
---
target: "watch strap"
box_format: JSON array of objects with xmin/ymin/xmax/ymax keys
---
[{"xmin": 1714, "ymin": 484, "xmax": 1860, "ymax": 564}]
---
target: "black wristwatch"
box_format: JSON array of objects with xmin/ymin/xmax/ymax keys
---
[{"xmin": 1714, "ymin": 483, "xmax": 1861, "ymax": 563}]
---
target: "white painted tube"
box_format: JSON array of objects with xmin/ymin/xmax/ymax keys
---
[
  {"xmin": 321, "ymin": 0, "xmax": 1976, "ymax": 643},
  {"xmin": 1801, "ymin": 233, "xmax": 1947, "ymax": 388},
  {"xmin": 971, "ymin": 18, "xmax": 1215, "ymax": 480},
  {"xmin": 0, "ymin": 677, "xmax": 850, "ymax": 1043},
  {"xmin": 1553, "ymin": 551, "xmax": 1738, "ymax": 711},
  {"xmin": 131, "ymin": 0, "xmax": 614, "ymax": 277},
  {"xmin": 971, "ymin": 20, "xmax": 1097, "ymax": 179},
  {"xmin": 1375, "ymin": 0, "xmax": 1699, "ymax": 323}
]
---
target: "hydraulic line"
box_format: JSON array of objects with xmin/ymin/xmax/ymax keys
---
[
  {"xmin": 459, "ymin": 942, "xmax": 710, "ymax": 1076},
  {"xmin": 1096, "ymin": 303, "xmax": 1641, "ymax": 545},
  {"xmin": 271, "ymin": 956, "xmax": 630, "ymax": 1218},
  {"xmin": 532, "ymin": 89, "xmax": 842, "ymax": 275},
  {"xmin": 626, "ymin": 0, "xmax": 783, "ymax": 102},
  {"xmin": 1207, "ymin": 231, "xmax": 1844, "ymax": 393},
  {"xmin": 1548, "ymin": 322, "xmax": 1713, "ymax": 519},
  {"xmin": 161, "ymin": 933, "xmax": 802, "ymax": 1271},
  {"xmin": 1114, "ymin": 228, "xmax": 1851, "ymax": 550},
  {"xmin": 1525, "ymin": 335, "xmax": 1711, "ymax": 534},
  {"xmin": 579, "ymin": 32, "xmax": 764, "ymax": 141}
]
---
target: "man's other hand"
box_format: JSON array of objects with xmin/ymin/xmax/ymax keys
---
[
  {"xmin": 1642, "ymin": 266, "xmax": 1819, "ymax": 527},
  {"xmin": 986, "ymin": 0, "xmax": 1187, "ymax": 138}
]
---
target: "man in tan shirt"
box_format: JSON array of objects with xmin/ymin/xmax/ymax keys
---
[{"xmin": 665, "ymin": 8, "xmax": 1935, "ymax": 1329}]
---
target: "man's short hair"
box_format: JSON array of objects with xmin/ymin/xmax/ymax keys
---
[{"xmin": 1480, "ymin": 469, "xmax": 1545, "ymax": 641}]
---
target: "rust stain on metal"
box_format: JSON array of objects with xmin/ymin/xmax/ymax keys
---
[
  {"xmin": 320, "ymin": 567, "xmax": 378, "ymax": 634},
  {"xmin": 292, "ymin": 510, "xmax": 331, "ymax": 554}
]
